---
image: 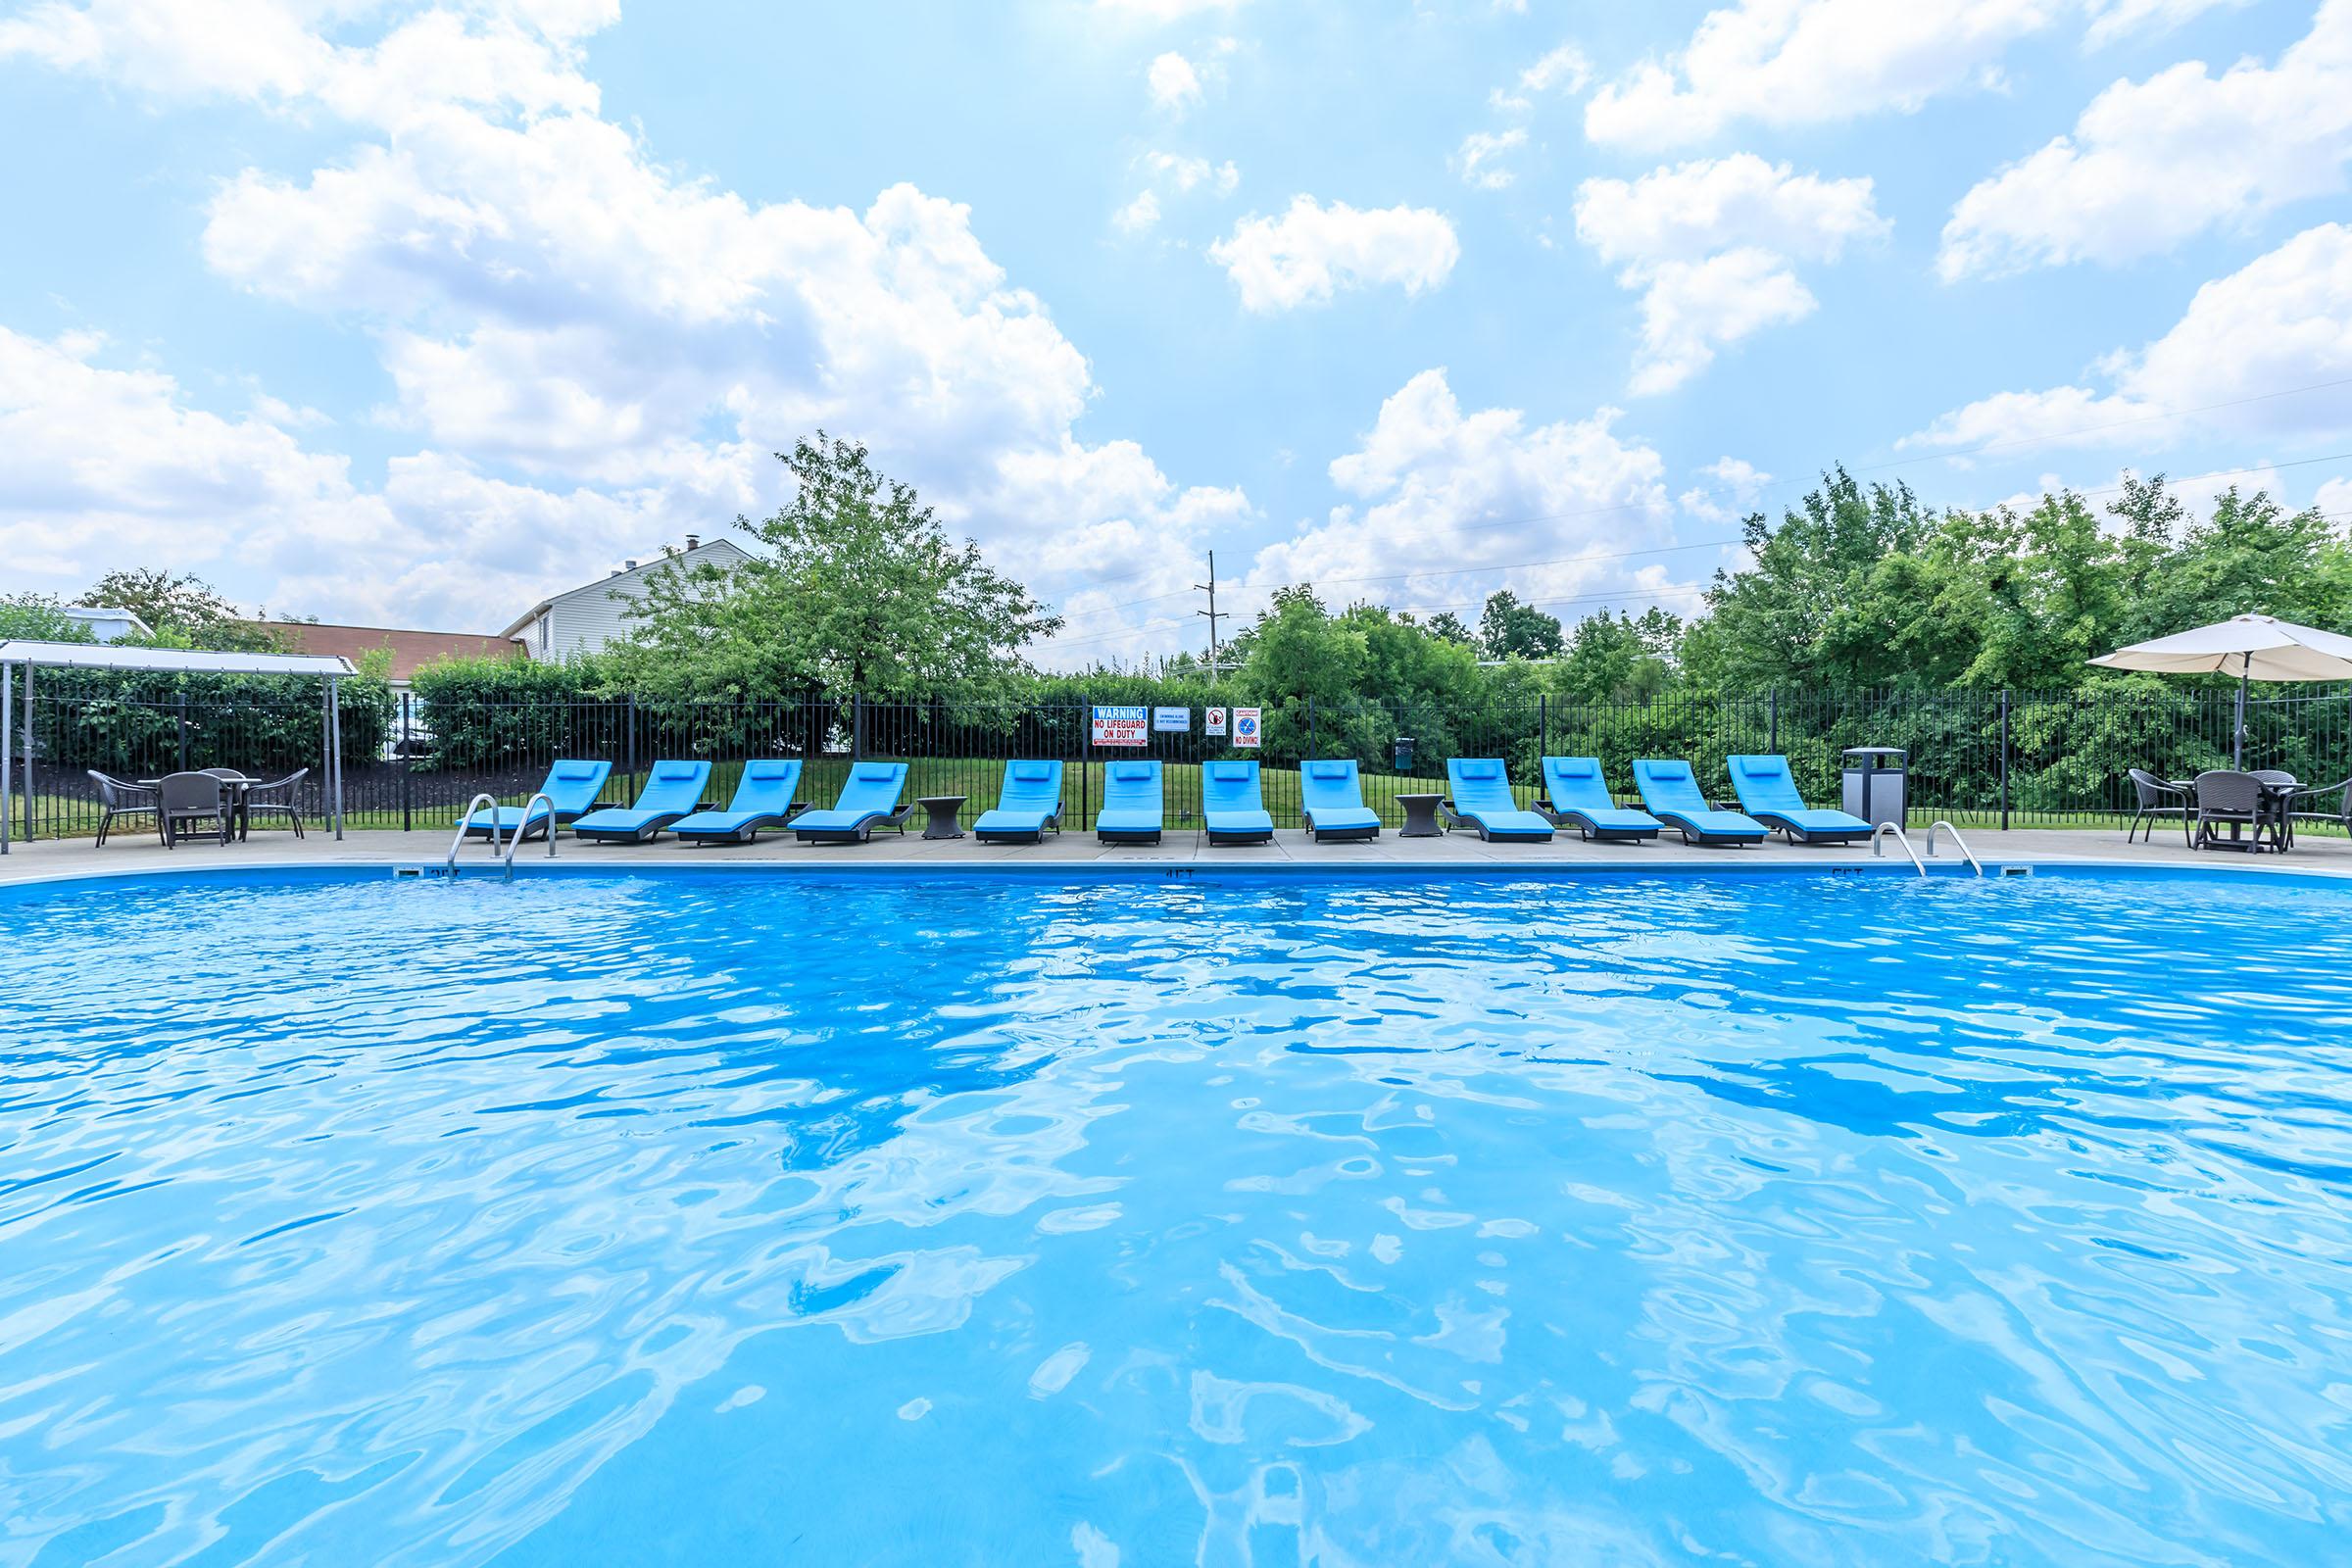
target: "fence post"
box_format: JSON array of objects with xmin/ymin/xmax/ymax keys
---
[
  {"xmin": 2, "ymin": 659, "xmax": 12, "ymax": 853},
  {"xmin": 1309, "ymin": 696, "xmax": 1317, "ymax": 760},
  {"xmin": 400, "ymin": 691, "xmax": 413, "ymax": 833},
  {"xmin": 1539, "ymin": 694, "xmax": 1547, "ymax": 758},
  {"xmin": 176, "ymin": 690, "xmax": 189, "ymax": 774},
  {"xmin": 1769, "ymin": 686, "xmax": 1780, "ymax": 754},
  {"xmin": 852, "ymin": 693, "xmax": 863, "ymax": 761},
  {"xmin": 1999, "ymin": 690, "xmax": 2012, "ymax": 832},
  {"xmin": 624, "ymin": 692, "xmax": 640, "ymax": 801}
]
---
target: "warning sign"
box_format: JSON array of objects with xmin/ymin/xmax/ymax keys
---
[
  {"xmin": 1204, "ymin": 706, "xmax": 1228, "ymax": 736},
  {"xmin": 1233, "ymin": 707, "xmax": 1262, "ymax": 749},
  {"xmin": 1091, "ymin": 705, "xmax": 1149, "ymax": 747}
]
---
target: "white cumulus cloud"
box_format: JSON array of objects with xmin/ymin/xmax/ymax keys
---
[
  {"xmin": 1207, "ymin": 196, "xmax": 1459, "ymax": 312},
  {"xmin": 2082, "ymin": 0, "xmax": 2251, "ymax": 48},
  {"xmin": 1584, "ymin": 0, "xmax": 2061, "ymax": 149},
  {"xmin": 1147, "ymin": 50, "xmax": 1202, "ymax": 113},
  {"xmin": 1, "ymin": 0, "xmax": 1248, "ymax": 628},
  {"xmin": 1909, "ymin": 222, "xmax": 2352, "ymax": 454},
  {"xmin": 1572, "ymin": 155, "xmax": 1886, "ymax": 394},
  {"xmin": 1939, "ymin": 1, "xmax": 2352, "ymax": 279},
  {"xmin": 1454, "ymin": 127, "xmax": 1527, "ymax": 190},
  {"xmin": 1244, "ymin": 368, "xmax": 1689, "ymax": 623}
]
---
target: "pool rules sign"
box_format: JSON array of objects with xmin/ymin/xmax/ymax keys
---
[
  {"xmin": 1091, "ymin": 705, "xmax": 1149, "ymax": 747},
  {"xmin": 1233, "ymin": 708, "xmax": 1262, "ymax": 748}
]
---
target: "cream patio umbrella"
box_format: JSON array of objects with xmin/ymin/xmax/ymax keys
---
[{"xmin": 2088, "ymin": 613, "xmax": 2352, "ymax": 765}]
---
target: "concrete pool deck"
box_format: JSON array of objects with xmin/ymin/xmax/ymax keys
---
[{"xmin": 6, "ymin": 821, "xmax": 2350, "ymax": 884}]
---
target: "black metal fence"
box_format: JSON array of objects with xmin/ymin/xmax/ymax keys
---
[{"xmin": 9, "ymin": 684, "xmax": 2350, "ymax": 842}]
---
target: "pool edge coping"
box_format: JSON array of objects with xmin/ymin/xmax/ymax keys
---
[{"xmin": 8, "ymin": 848, "xmax": 2352, "ymax": 895}]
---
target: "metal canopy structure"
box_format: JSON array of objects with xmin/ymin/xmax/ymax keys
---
[{"xmin": 0, "ymin": 640, "xmax": 359, "ymax": 855}]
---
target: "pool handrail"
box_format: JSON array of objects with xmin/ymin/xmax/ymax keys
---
[
  {"xmin": 449, "ymin": 793, "xmax": 504, "ymax": 870},
  {"xmin": 1872, "ymin": 821, "xmax": 1927, "ymax": 877},
  {"xmin": 502, "ymin": 793, "xmax": 559, "ymax": 874},
  {"xmin": 1927, "ymin": 819, "xmax": 1984, "ymax": 876}
]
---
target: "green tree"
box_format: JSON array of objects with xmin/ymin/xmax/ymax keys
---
[
  {"xmin": 81, "ymin": 568, "xmax": 286, "ymax": 652},
  {"xmin": 1477, "ymin": 589, "xmax": 1563, "ymax": 662},
  {"xmin": 1424, "ymin": 611, "xmax": 1476, "ymax": 647},
  {"xmin": 0, "ymin": 592, "xmax": 94, "ymax": 643},
  {"xmin": 1682, "ymin": 467, "xmax": 1938, "ymax": 690},
  {"xmin": 617, "ymin": 433, "xmax": 1061, "ymax": 696},
  {"xmin": 1555, "ymin": 610, "xmax": 1680, "ymax": 702}
]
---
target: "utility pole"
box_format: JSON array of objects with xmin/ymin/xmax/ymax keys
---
[{"xmin": 1195, "ymin": 550, "xmax": 1226, "ymax": 680}]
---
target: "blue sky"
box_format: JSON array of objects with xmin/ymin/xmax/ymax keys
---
[{"xmin": 2, "ymin": 0, "xmax": 2346, "ymax": 662}]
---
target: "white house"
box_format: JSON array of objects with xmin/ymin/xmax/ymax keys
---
[
  {"xmin": 62, "ymin": 606, "xmax": 153, "ymax": 643},
  {"xmin": 500, "ymin": 536, "xmax": 753, "ymax": 661}
]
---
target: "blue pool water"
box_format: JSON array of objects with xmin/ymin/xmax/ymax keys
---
[{"xmin": 4, "ymin": 866, "xmax": 2351, "ymax": 1565}]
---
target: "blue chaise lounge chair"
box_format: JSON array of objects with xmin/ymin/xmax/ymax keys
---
[
  {"xmin": 672, "ymin": 759, "xmax": 805, "ymax": 845},
  {"xmin": 1727, "ymin": 754, "xmax": 1874, "ymax": 845},
  {"xmin": 1299, "ymin": 759, "xmax": 1381, "ymax": 843},
  {"xmin": 1444, "ymin": 759, "xmax": 1553, "ymax": 842},
  {"xmin": 1538, "ymin": 756, "xmax": 1661, "ymax": 843},
  {"xmin": 455, "ymin": 758, "xmax": 611, "ymax": 843},
  {"xmin": 792, "ymin": 761, "xmax": 912, "ymax": 844},
  {"xmin": 1633, "ymin": 759, "xmax": 1767, "ymax": 847},
  {"xmin": 571, "ymin": 759, "xmax": 711, "ymax": 843},
  {"xmin": 1202, "ymin": 760, "xmax": 1274, "ymax": 846},
  {"xmin": 975, "ymin": 760, "xmax": 1064, "ymax": 844},
  {"xmin": 1097, "ymin": 760, "xmax": 1163, "ymax": 845}
]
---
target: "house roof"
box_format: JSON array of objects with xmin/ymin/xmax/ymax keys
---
[
  {"xmin": 498, "ymin": 537, "xmax": 753, "ymax": 640},
  {"xmin": 257, "ymin": 621, "xmax": 519, "ymax": 682},
  {"xmin": 61, "ymin": 606, "xmax": 154, "ymax": 634}
]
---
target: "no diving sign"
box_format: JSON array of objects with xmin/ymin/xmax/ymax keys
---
[{"xmin": 1233, "ymin": 708, "xmax": 1261, "ymax": 748}]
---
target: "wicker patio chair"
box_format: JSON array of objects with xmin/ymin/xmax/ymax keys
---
[
  {"xmin": 87, "ymin": 771, "xmax": 159, "ymax": 848},
  {"xmin": 2251, "ymin": 769, "xmax": 2300, "ymax": 848},
  {"xmin": 2287, "ymin": 777, "xmax": 2351, "ymax": 843},
  {"xmin": 158, "ymin": 771, "xmax": 231, "ymax": 849},
  {"xmin": 241, "ymin": 767, "xmax": 309, "ymax": 838},
  {"xmin": 2125, "ymin": 768, "xmax": 2191, "ymax": 846},
  {"xmin": 2192, "ymin": 769, "xmax": 2278, "ymax": 853}
]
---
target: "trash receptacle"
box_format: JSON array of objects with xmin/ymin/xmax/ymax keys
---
[
  {"xmin": 1393, "ymin": 735, "xmax": 1415, "ymax": 772},
  {"xmin": 1840, "ymin": 747, "xmax": 1907, "ymax": 829}
]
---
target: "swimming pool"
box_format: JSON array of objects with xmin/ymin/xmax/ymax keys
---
[{"xmin": 4, "ymin": 865, "xmax": 2349, "ymax": 1565}]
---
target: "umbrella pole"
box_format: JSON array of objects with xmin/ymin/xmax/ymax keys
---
[{"xmin": 2234, "ymin": 653, "xmax": 2249, "ymax": 767}]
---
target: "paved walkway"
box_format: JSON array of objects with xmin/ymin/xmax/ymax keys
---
[{"xmin": 6, "ymin": 820, "xmax": 2346, "ymax": 884}]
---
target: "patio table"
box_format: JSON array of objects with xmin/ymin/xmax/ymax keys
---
[
  {"xmin": 1395, "ymin": 792, "xmax": 1445, "ymax": 839},
  {"xmin": 916, "ymin": 795, "xmax": 967, "ymax": 840}
]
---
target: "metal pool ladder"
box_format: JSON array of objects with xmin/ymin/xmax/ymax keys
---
[
  {"xmin": 1872, "ymin": 822, "xmax": 1927, "ymax": 877},
  {"xmin": 1926, "ymin": 820, "xmax": 1984, "ymax": 876},
  {"xmin": 445, "ymin": 792, "xmax": 560, "ymax": 878}
]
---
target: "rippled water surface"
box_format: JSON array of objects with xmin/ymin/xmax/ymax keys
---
[{"xmin": 5, "ymin": 866, "xmax": 2352, "ymax": 1566}]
